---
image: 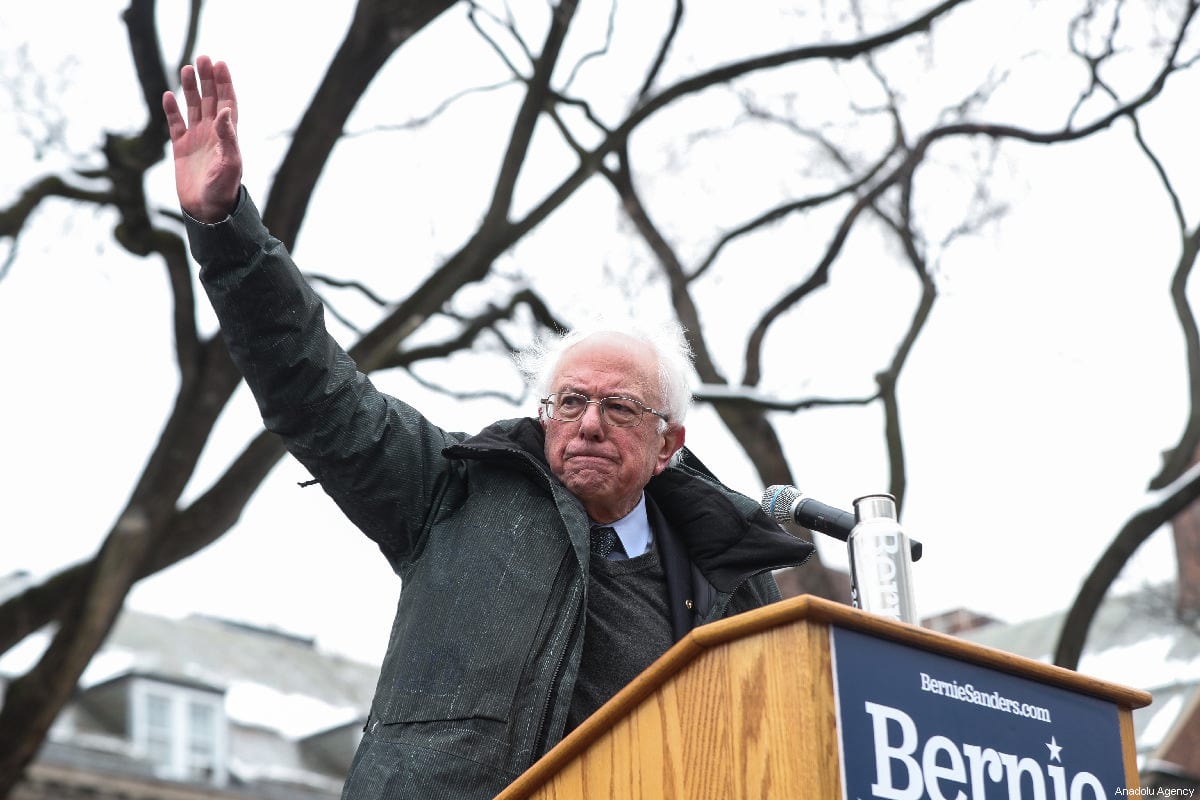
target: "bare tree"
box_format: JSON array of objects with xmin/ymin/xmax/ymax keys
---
[
  {"xmin": 1054, "ymin": 0, "xmax": 1200, "ymax": 662},
  {"xmin": 2, "ymin": 0, "xmax": 1199, "ymax": 793}
]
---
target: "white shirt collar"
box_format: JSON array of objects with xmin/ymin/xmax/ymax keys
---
[{"xmin": 596, "ymin": 492, "xmax": 652, "ymax": 557}]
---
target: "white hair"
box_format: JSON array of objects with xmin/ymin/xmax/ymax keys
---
[{"xmin": 516, "ymin": 315, "xmax": 695, "ymax": 429}]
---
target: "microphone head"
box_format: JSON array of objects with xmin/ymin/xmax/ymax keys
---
[{"xmin": 761, "ymin": 484, "xmax": 802, "ymax": 523}]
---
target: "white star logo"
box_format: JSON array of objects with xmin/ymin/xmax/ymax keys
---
[{"xmin": 1046, "ymin": 736, "xmax": 1063, "ymax": 762}]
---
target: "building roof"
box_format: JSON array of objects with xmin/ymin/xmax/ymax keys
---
[{"xmin": 87, "ymin": 610, "xmax": 379, "ymax": 739}]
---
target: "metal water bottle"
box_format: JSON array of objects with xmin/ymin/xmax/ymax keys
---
[{"xmin": 848, "ymin": 493, "xmax": 918, "ymax": 625}]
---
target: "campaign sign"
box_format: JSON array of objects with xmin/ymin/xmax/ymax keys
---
[{"xmin": 830, "ymin": 626, "xmax": 1126, "ymax": 800}]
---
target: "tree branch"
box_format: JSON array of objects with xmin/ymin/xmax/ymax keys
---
[
  {"xmin": 1055, "ymin": 459, "xmax": 1200, "ymax": 669},
  {"xmin": 481, "ymin": 0, "xmax": 579, "ymax": 229},
  {"xmin": 262, "ymin": 0, "xmax": 461, "ymax": 247},
  {"xmin": 375, "ymin": 287, "xmax": 564, "ymax": 371},
  {"xmin": 0, "ymin": 176, "xmax": 112, "ymax": 241},
  {"xmin": 636, "ymin": 0, "xmax": 684, "ymax": 102}
]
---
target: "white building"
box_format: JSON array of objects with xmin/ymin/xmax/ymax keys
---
[{"xmin": 2, "ymin": 575, "xmax": 378, "ymax": 800}]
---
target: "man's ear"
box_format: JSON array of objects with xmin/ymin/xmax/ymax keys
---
[{"xmin": 654, "ymin": 425, "xmax": 686, "ymax": 474}]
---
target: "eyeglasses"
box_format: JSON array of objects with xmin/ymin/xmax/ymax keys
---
[{"xmin": 540, "ymin": 392, "xmax": 668, "ymax": 427}]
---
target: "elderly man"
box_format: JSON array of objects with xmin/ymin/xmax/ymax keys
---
[{"xmin": 164, "ymin": 57, "xmax": 814, "ymax": 800}]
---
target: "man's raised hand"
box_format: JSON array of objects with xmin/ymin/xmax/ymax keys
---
[{"xmin": 162, "ymin": 56, "xmax": 242, "ymax": 223}]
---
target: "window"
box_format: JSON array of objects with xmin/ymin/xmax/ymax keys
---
[
  {"xmin": 144, "ymin": 692, "xmax": 173, "ymax": 769},
  {"xmin": 131, "ymin": 679, "xmax": 227, "ymax": 786},
  {"xmin": 186, "ymin": 700, "xmax": 217, "ymax": 781}
]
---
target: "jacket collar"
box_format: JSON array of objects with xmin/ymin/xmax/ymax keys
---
[{"xmin": 645, "ymin": 460, "xmax": 813, "ymax": 592}]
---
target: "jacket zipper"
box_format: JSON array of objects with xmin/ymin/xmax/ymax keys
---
[{"xmin": 531, "ymin": 583, "xmax": 583, "ymax": 758}]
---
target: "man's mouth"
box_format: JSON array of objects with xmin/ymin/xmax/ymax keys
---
[{"xmin": 566, "ymin": 452, "xmax": 613, "ymax": 465}]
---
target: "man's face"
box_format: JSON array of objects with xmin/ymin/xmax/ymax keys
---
[{"xmin": 542, "ymin": 333, "xmax": 685, "ymax": 523}]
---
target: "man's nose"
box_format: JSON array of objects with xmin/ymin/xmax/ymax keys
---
[{"xmin": 576, "ymin": 401, "xmax": 606, "ymax": 437}]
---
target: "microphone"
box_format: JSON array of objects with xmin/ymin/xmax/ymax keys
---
[
  {"xmin": 761, "ymin": 484, "xmax": 855, "ymax": 539},
  {"xmin": 760, "ymin": 485, "xmax": 922, "ymax": 562}
]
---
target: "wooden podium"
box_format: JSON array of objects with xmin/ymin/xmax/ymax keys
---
[{"xmin": 496, "ymin": 595, "xmax": 1151, "ymax": 800}]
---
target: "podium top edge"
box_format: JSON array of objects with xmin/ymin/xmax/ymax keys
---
[{"xmin": 689, "ymin": 595, "xmax": 1153, "ymax": 710}]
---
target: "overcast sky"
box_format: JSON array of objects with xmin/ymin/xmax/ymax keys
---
[{"xmin": 1, "ymin": 1, "xmax": 1195, "ymax": 670}]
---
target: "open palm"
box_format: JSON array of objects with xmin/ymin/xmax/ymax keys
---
[{"xmin": 162, "ymin": 56, "xmax": 243, "ymax": 223}]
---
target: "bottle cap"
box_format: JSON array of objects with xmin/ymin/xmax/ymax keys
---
[{"xmin": 853, "ymin": 493, "xmax": 897, "ymax": 522}]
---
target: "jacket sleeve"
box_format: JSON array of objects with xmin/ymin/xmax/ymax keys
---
[{"xmin": 186, "ymin": 188, "xmax": 457, "ymax": 568}]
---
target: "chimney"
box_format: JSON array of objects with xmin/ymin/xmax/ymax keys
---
[
  {"xmin": 1172, "ymin": 491, "xmax": 1200, "ymax": 624},
  {"xmin": 921, "ymin": 608, "xmax": 1000, "ymax": 636}
]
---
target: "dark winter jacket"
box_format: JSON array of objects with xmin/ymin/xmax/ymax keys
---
[{"xmin": 187, "ymin": 189, "xmax": 815, "ymax": 800}]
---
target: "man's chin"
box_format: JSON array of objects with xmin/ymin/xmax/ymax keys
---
[{"xmin": 563, "ymin": 469, "xmax": 609, "ymax": 491}]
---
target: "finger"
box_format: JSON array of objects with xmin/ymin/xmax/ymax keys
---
[
  {"xmin": 162, "ymin": 91, "xmax": 187, "ymax": 142},
  {"xmin": 215, "ymin": 106, "xmax": 238, "ymax": 149},
  {"xmin": 180, "ymin": 64, "xmax": 201, "ymax": 129},
  {"xmin": 212, "ymin": 60, "xmax": 239, "ymax": 127},
  {"xmin": 196, "ymin": 55, "xmax": 218, "ymax": 122}
]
